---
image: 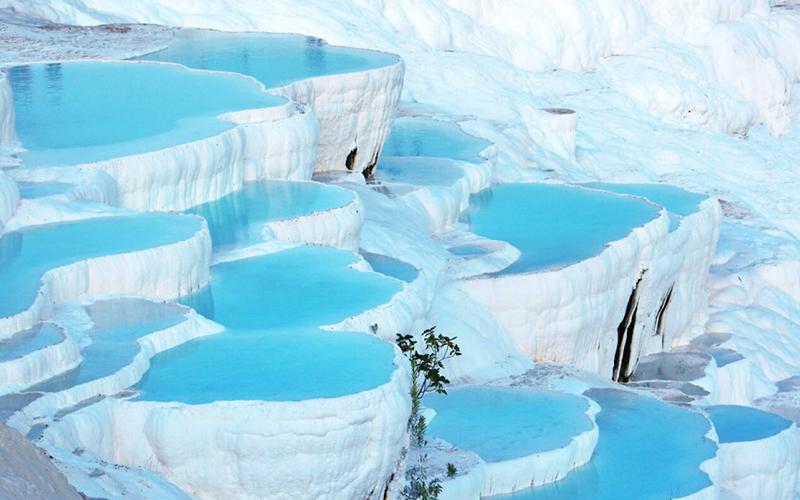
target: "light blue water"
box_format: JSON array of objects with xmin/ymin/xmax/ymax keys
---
[
  {"xmin": 707, "ymin": 347, "xmax": 744, "ymax": 368},
  {"xmin": 707, "ymin": 405, "xmax": 792, "ymax": 444},
  {"xmin": 10, "ymin": 62, "xmax": 284, "ymax": 168},
  {"xmin": 362, "ymin": 251, "xmax": 418, "ymax": 283},
  {"xmin": 0, "ymin": 323, "xmax": 63, "ymax": 362},
  {"xmin": 425, "ymin": 386, "xmax": 593, "ymax": 463},
  {"xmin": 495, "ymin": 389, "xmax": 717, "ymax": 500},
  {"xmin": 0, "ymin": 213, "xmax": 202, "ymax": 320},
  {"xmin": 381, "ymin": 118, "xmax": 491, "ymax": 162},
  {"xmin": 136, "ymin": 30, "xmax": 398, "ymax": 89},
  {"xmin": 375, "ymin": 157, "xmax": 464, "ymax": 188},
  {"xmin": 465, "ymin": 184, "xmax": 661, "ymax": 275},
  {"xmin": 135, "ymin": 246, "xmax": 402, "ymax": 403},
  {"xmin": 581, "ymin": 183, "xmax": 707, "ymax": 232},
  {"xmin": 448, "ymin": 244, "xmax": 490, "ymax": 257},
  {"xmin": 185, "ymin": 180, "xmax": 352, "ymax": 250},
  {"xmin": 29, "ymin": 299, "xmax": 185, "ymax": 393},
  {"xmin": 16, "ymin": 181, "xmax": 72, "ymax": 199}
]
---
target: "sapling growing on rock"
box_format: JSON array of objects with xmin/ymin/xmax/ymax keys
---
[{"xmin": 397, "ymin": 327, "xmax": 461, "ymax": 500}]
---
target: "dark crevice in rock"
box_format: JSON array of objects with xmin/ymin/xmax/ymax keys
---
[
  {"xmin": 655, "ymin": 284, "xmax": 674, "ymax": 350},
  {"xmin": 613, "ymin": 274, "xmax": 644, "ymax": 382},
  {"xmin": 346, "ymin": 147, "xmax": 358, "ymax": 171},
  {"xmin": 362, "ymin": 146, "xmax": 381, "ymax": 180}
]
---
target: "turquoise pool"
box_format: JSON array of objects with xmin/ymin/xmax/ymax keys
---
[
  {"xmin": 580, "ymin": 183, "xmax": 707, "ymax": 232},
  {"xmin": 425, "ymin": 386, "xmax": 593, "ymax": 463},
  {"xmin": 707, "ymin": 405, "xmax": 792, "ymax": 444},
  {"xmin": 16, "ymin": 181, "xmax": 72, "ymax": 199},
  {"xmin": 9, "ymin": 62, "xmax": 284, "ymax": 168},
  {"xmin": 135, "ymin": 246, "xmax": 402, "ymax": 403},
  {"xmin": 136, "ymin": 30, "xmax": 398, "ymax": 89},
  {"xmin": 465, "ymin": 184, "xmax": 661, "ymax": 275},
  {"xmin": 0, "ymin": 213, "xmax": 203, "ymax": 320},
  {"xmin": 185, "ymin": 180, "xmax": 352, "ymax": 251},
  {"xmin": 381, "ymin": 118, "xmax": 491, "ymax": 163},
  {"xmin": 494, "ymin": 389, "xmax": 717, "ymax": 500},
  {"xmin": 361, "ymin": 251, "xmax": 418, "ymax": 283},
  {"xmin": 28, "ymin": 299, "xmax": 186, "ymax": 393},
  {"xmin": 0, "ymin": 323, "xmax": 63, "ymax": 362}
]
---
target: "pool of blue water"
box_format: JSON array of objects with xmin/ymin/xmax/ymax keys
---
[
  {"xmin": 580, "ymin": 183, "xmax": 707, "ymax": 232},
  {"xmin": 0, "ymin": 213, "xmax": 203, "ymax": 320},
  {"xmin": 16, "ymin": 181, "xmax": 72, "ymax": 199},
  {"xmin": 375, "ymin": 156, "xmax": 465, "ymax": 188},
  {"xmin": 135, "ymin": 246, "xmax": 402, "ymax": 403},
  {"xmin": 465, "ymin": 184, "xmax": 661, "ymax": 275},
  {"xmin": 425, "ymin": 386, "xmax": 593, "ymax": 463},
  {"xmin": 707, "ymin": 347, "xmax": 744, "ymax": 368},
  {"xmin": 381, "ymin": 118, "xmax": 491, "ymax": 162},
  {"xmin": 185, "ymin": 180, "xmax": 352, "ymax": 251},
  {"xmin": 28, "ymin": 299, "xmax": 186, "ymax": 393},
  {"xmin": 494, "ymin": 389, "xmax": 717, "ymax": 500},
  {"xmin": 0, "ymin": 323, "xmax": 63, "ymax": 362},
  {"xmin": 707, "ymin": 405, "xmax": 792, "ymax": 444},
  {"xmin": 136, "ymin": 30, "xmax": 398, "ymax": 89},
  {"xmin": 9, "ymin": 62, "xmax": 284, "ymax": 168},
  {"xmin": 361, "ymin": 251, "xmax": 417, "ymax": 283}
]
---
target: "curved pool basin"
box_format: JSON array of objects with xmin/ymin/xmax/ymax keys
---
[
  {"xmin": 494, "ymin": 388, "xmax": 717, "ymax": 500},
  {"xmin": 0, "ymin": 213, "xmax": 203, "ymax": 321},
  {"xmin": 184, "ymin": 180, "xmax": 353, "ymax": 251},
  {"xmin": 0, "ymin": 323, "xmax": 63, "ymax": 362},
  {"xmin": 28, "ymin": 299, "xmax": 186, "ymax": 393},
  {"xmin": 135, "ymin": 246, "xmax": 402, "ymax": 403},
  {"xmin": 16, "ymin": 181, "xmax": 73, "ymax": 199},
  {"xmin": 465, "ymin": 183, "xmax": 661, "ymax": 275},
  {"xmin": 381, "ymin": 117, "xmax": 491, "ymax": 163},
  {"xmin": 9, "ymin": 62, "xmax": 284, "ymax": 168},
  {"xmin": 136, "ymin": 29, "xmax": 399, "ymax": 89},
  {"xmin": 707, "ymin": 405, "xmax": 793, "ymax": 444},
  {"xmin": 580, "ymin": 183, "xmax": 707, "ymax": 232},
  {"xmin": 425, "ymin": 386, "xmax": 593, "ymax": 463}
]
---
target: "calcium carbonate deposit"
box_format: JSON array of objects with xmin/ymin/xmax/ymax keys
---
[{"xmin": 0, "ymin": 1, "xmax": 799, "ymax": 499}]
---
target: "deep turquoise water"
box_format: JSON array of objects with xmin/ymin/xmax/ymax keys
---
[
  {"xmin": 425, "ymin": 386, "xmax": 593, "ymax": 463},
  {"xmin": 0, "ymin": 323, "xmax": 63, "ymax": 362},
  {"xmin": 135, "ymin": 246, "xmax": 402, "ymax": 403},
  {"xmin": 16, "ymin": 181, "xmax": 72, "ymax": 199},
  {"xmin": 707, "ymin": 405, "xmax": 792, "ymax": 443},
  {"xmin": 10, "ymin": 62, "xmax": 284, "ymax": 167},
  {"xmin": 580, "ymin": 183, "xmax": 707, "ymax": 232},
  {"xmin": 136, "ymin": 30, "xmax": 398, "ymax": 89},
  {"xmin": 494, "ymin": 389, "xmax": 717, "ymax": 500},
  {"xmin": 0, "ymin": 213, "xmax": 203, "ymax": 320},
  {"xmin": 29, "ymin": 299, "xmax": 185, "ymax": 393},
  {"xmin": 466, "ymin": 183, "xmax": 661, "ymax": 274},
  {"xmin": 185, "ymin": 180, "xmax": 352, "ymax": 251},
  {"xmin": 381, "ymin": 118, "xmax": 491, "ymax": 162}
]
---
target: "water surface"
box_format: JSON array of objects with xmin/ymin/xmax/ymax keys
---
[
  {"xmin": 135, "ymin": 246, "xmax": 402, "ymax": 403},
  {"xmin": 494, "ymin": 389, "xmax": 716, "ymax": 500},
  {"xmin": 10, "ymin": 62, "xmax": 283, "ymax": 167},
  {"xmin": 466, "ymin": 184, "xmax": 660, "ymax": 274},
  {"xmin": 136, "ymin": 30, "xmax": 398, "ymax": 89}
]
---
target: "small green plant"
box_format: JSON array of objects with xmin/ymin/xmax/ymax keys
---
[
  {"xmin": 397, "ymin": 327, "xmax": 461, "ymax": 500},
  {"xmin": 446, "ymin": 463, "xmax": 457, "ymax": 478},
  {"xmin": 370, "ymin": 323, "xmax": 379, "ymax": 335}
]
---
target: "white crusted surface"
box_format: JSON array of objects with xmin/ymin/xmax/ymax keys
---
[
  {"xmin": 0, "ymin": 216, "xmax": 211, "ymax": 338},
  {"xmin": 42, "ymin": 348, "xmax": 412, "ymax": 500},
  {"xmin": 262, "ymin": 184, "xmax": 365, "ymax": 251},
  {"xmin": 715, "ymin": 424, "xmax": 800, "ymax": 500}
]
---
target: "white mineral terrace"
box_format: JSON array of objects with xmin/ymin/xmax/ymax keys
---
[{"xmin": 0, "ymin": 3, "xmax": 798, "ymax": 499}]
